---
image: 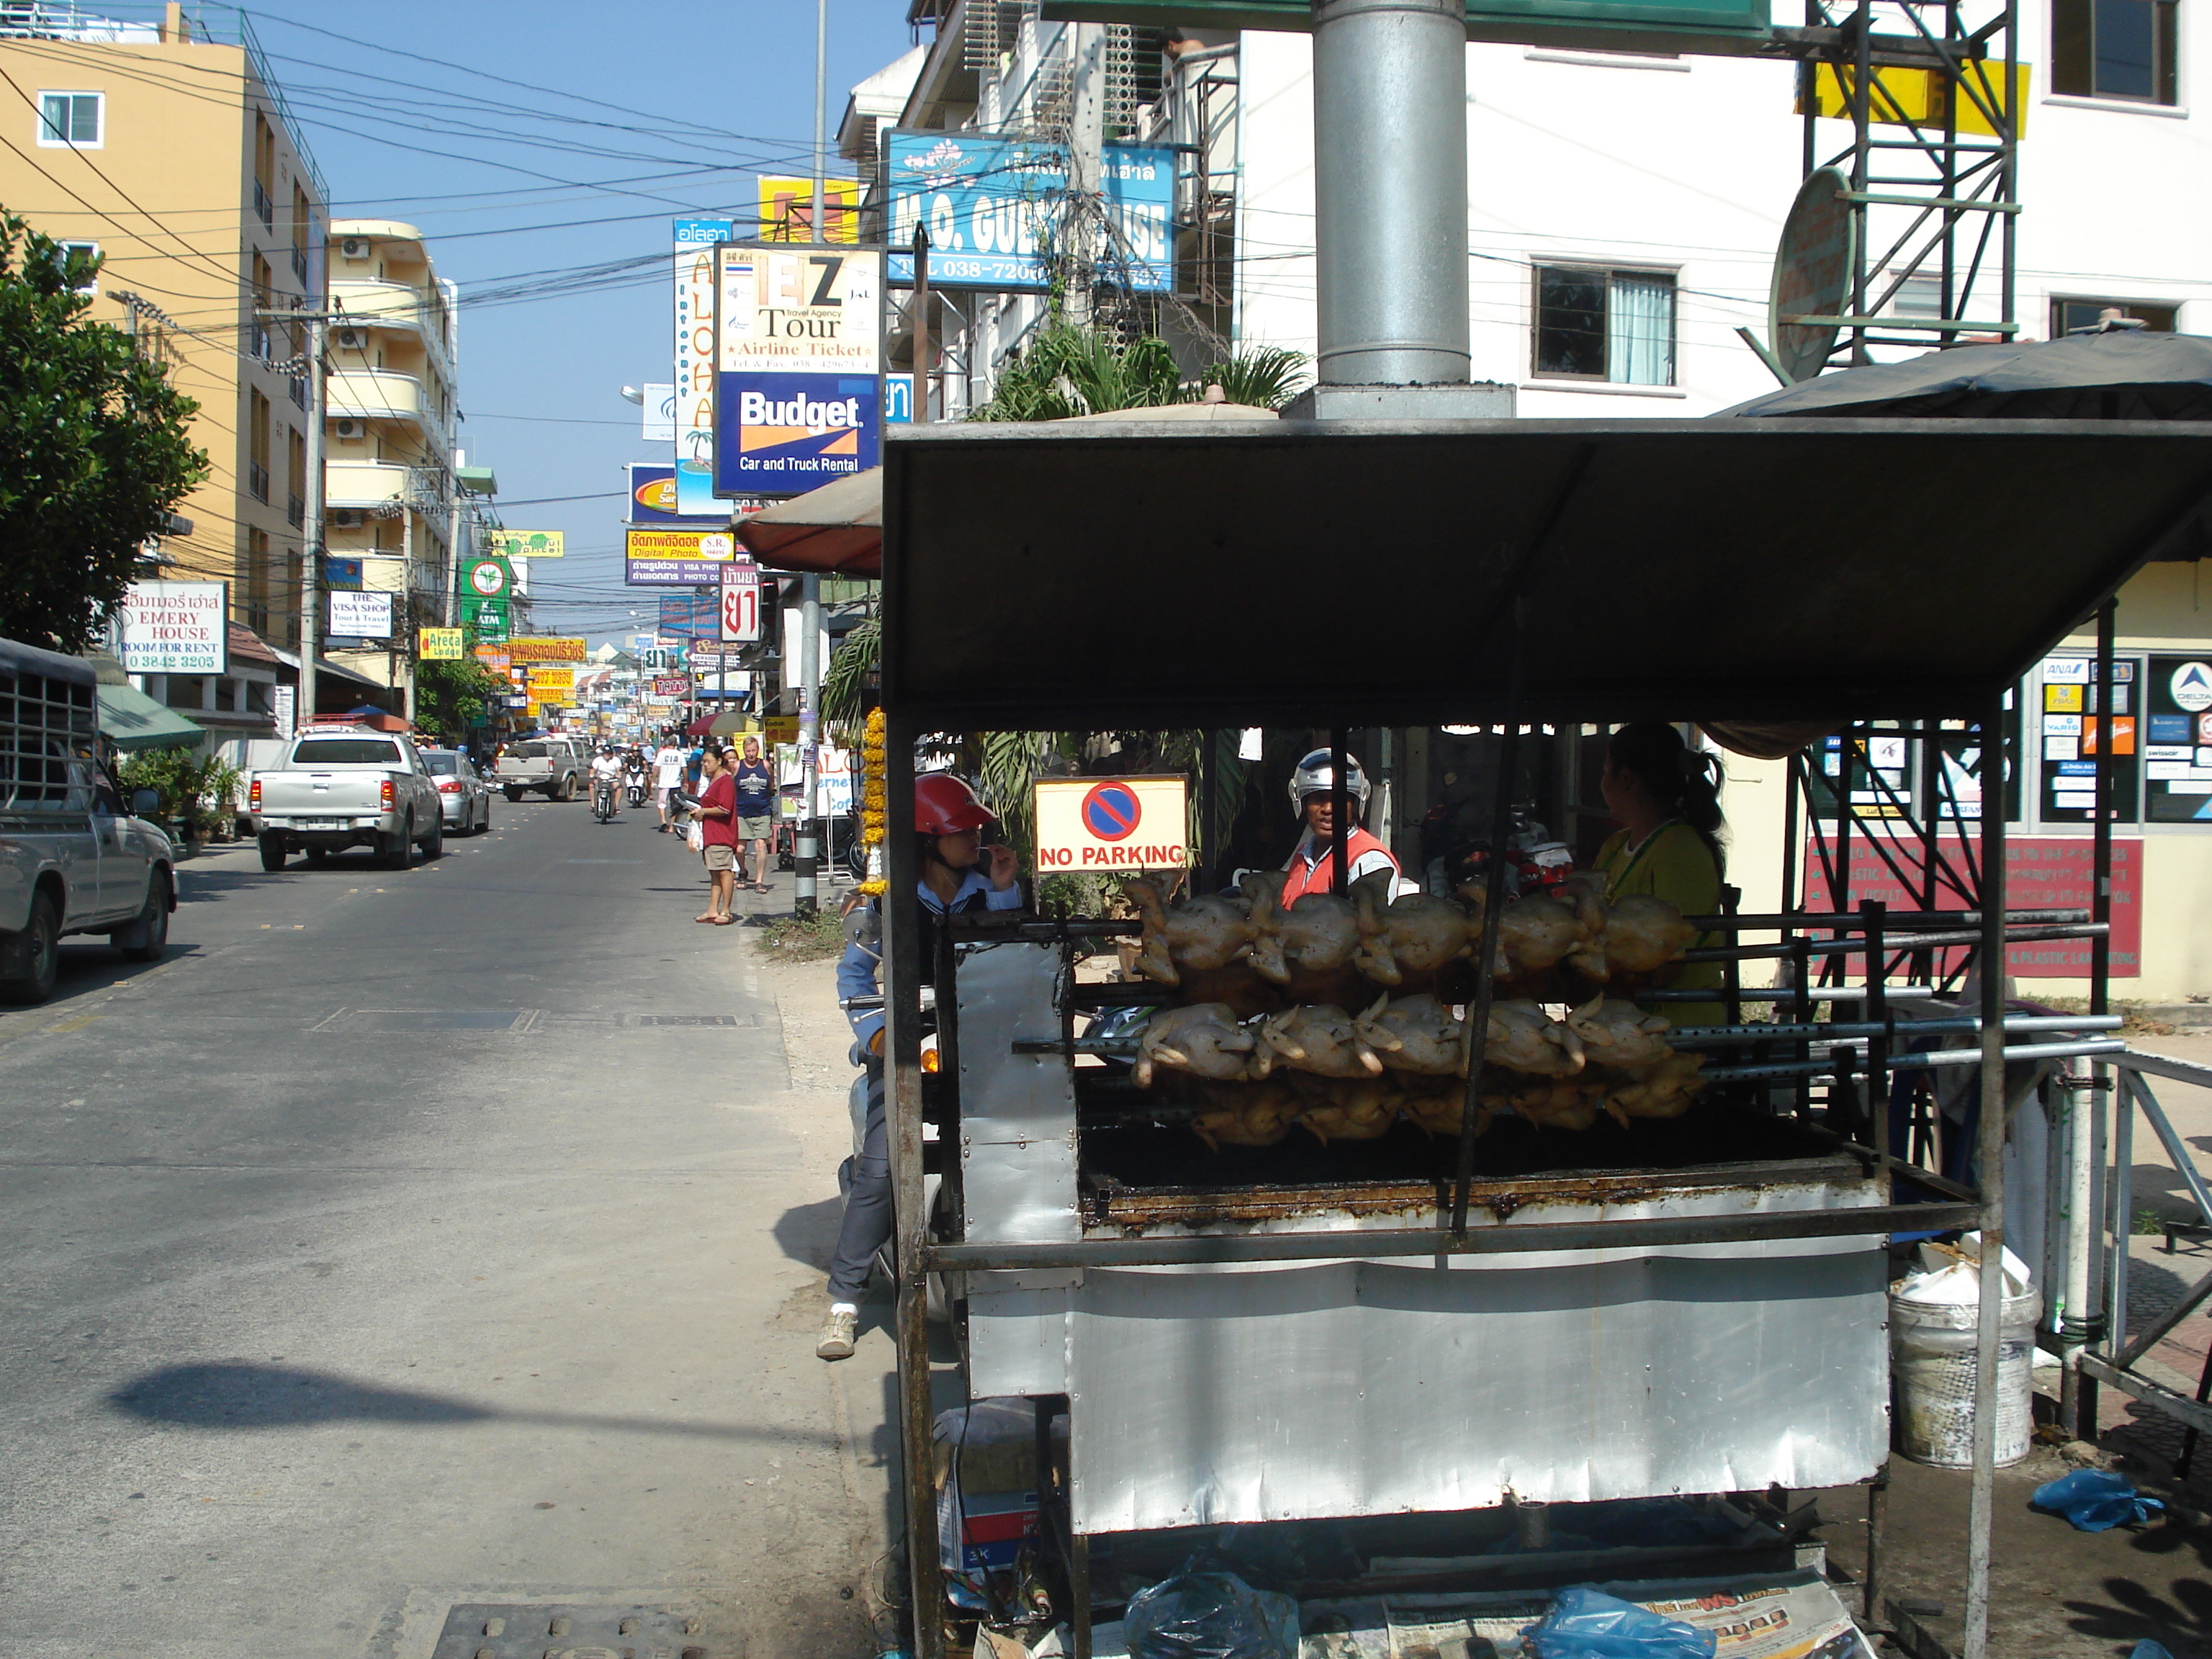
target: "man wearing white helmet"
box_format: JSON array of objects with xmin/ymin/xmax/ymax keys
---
[{"xmin": 1280, "ymin": 747, "xmax": 1405, "ymax": 903}]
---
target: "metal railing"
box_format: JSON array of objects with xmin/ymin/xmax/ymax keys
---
[
  {"xmin": 2064, "ymin": 1048, "xmax": 2212, "ymax": 1442},
  {"xmin": 246, "ymin": 460, "xmax": 269, "ymax": 503},
  {"xmin": 253, "ymin": 176, "xmax": 273, "ymax": 229}
]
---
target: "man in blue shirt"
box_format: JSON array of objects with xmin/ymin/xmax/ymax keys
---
[
  {"xmin": 820, "ymin": 771, "xmax": 1022, "ymax": 1360},
  {"xmin": 731, "ymin": 735, "xmax": 775, "ymax": 892}
]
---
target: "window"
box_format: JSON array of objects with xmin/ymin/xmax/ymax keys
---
[
  {"xmin": 2053, "ymin": 0, "xmax": 2180, "ymax": 103},
  {"xmin": 1892, "ymin": 274, "xmax": 1945, "ymax": 319},
  {"xmin": 253, "ymin": 114, "xmax": 275, "ymax": 228},
  {"xmin": 1532, "ymin": 265, "xmax": 1676, "ymax": 385},
  {"xmin": 290, "ymin": 739, "xmax": 405, "ymax": 766},
  {"xmin": 48, "ymin": 239, "xmax": 99, "ymax": 294},
  {"xmin": 251, "ymin": 254, "xmax": 274, "ymax": 359},
  {"xmin": 246, "ymin": 527, "xmax": 271, "ymax": 635},
  {"xmin": 2051, "ymin": 296, "xmax": 2179, "ymax": 334},
  {"xmin": 248, "ymin": 389, "xmax": 271, "ymax": 503},
  {"xmin": 290, "ymin": 182, "xmax": 312, "ymax": 286},
  {"xmin": 286, "ymin": 426, "xmax": 306, "ymax": 529},
  {"xmin": 37, "ymin": 91, "xmax": 102, "ymax": 148}
]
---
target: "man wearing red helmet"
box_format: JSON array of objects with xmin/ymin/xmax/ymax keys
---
[{"xmin": 819, "ymin": 770, "xmax": 1022, "ymax": 1360}]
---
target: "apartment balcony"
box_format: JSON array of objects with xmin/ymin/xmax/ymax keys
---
[
  {"xmin": 331, "ymin": 279, "xmax": 457, "ymax": 366},
  {"xmin": 328, "ymin": 367, "xmax": 430, "ymax": 425},
  {"xmin": 323, "ymin": 459, "xmax": 408, "ymax": 511}
]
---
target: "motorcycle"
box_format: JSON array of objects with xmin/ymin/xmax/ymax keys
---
[
  {"xmin": 1422, "ymin": 801, "xmax": 1575, "ymax": 897},
  {"xmin": 591, "ymin": 777, "xmax": 617, "ymax": 822},
  {"xmin": 624, "ymin": 773, "xmax": 648, "ymax": 809}
]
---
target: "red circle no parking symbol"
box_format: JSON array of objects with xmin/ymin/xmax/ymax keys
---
[{"xmin": 1080, "ymin": 781, "xmax": 1141, "ymax": 842}]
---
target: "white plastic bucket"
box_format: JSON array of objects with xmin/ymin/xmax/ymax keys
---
[{"xmin": 1891, "ymin": 1284, "xmax": 2041, "ymax": 1468}]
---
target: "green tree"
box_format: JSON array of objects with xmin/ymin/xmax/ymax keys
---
[
  {"xmin": 415, "ymin": 626, "xmax": 510, "ymax": 739},
  {"xmin": 0, "ymin": 214, "xmax": 207, "ymax": 650},
  {"xmin": 967, "ymin": 319, "xmax": 1308, "ymax": 422}
]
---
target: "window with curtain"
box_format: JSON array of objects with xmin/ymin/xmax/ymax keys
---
[
  {"xmin": 2052, "ymin": 0, "xmax": 2180, "ymax": 102},
  {"xmin": 1533, "ymin": 266, "xmax": 1677, "ymax": 386},
  {"xmin": 37, "ymin": 91, "xmax": 101, "ymax": 148}
]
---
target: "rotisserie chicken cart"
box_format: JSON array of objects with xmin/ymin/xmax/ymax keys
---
[{"xmin": 873, "ymin": 416, "xmax": 2212, "ymax": 1658}]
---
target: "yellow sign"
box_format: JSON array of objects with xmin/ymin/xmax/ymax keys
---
[
  {"xmin": 527, "ymin": 667, "xmax": 575, "ymax": 695},
  {"xmin": 488, "ymin": 530, "xmax": 565, "ymax": 560},
  {"xmin": 626, "ymin": 526, "xmax": 737, "ymax": 565},
  {"xmin": 418, "ymin": 627, "xmax": 464, "ymax": 660},
  {"xmin": 473, "ymin": 646, "xmax": 511, "ymax": 673},
  {"xmin": 763, "ymin": 715, "xmax": 800, "ymax": 745},
  {"xmin": 757, "ymin": 176, "xmax": 860, "ymax": 244},
  {"xmin": 1033, "ymin": 776, "xmax": 1190, "ymax": 871},
  {"xmin": 1801, "ymin": 63, "xmax": 2029, "ymax": 139},
  {"xmin": 505, "ymin": 636, "xmax": 588, "ymax": 664}
]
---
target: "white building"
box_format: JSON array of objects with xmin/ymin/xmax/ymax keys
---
[{"xmin": 873, "ymin": 3, "xmax": 2212, "ymax": 999}]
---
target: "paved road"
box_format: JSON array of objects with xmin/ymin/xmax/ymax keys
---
[{"xmin": 0, "ymin": 798, "xmax": 895, "ymax": 1659}]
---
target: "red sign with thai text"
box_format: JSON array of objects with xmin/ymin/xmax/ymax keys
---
[{"xmin": 1802, "ymin": 835, "xmax": 2139, "ymax": 976}]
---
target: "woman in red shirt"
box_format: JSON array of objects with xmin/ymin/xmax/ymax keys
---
[{"xmin": 693, "ymin": 746, "xmax": 739, "ymax": 923}]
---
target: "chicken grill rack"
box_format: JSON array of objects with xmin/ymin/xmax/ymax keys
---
[{"xmin": 962, "ymin": 898, "xmax": 2114, "ymax": 1207}]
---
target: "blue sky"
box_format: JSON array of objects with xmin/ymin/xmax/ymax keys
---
[{"xmin": 241, "ymin": 0, "xmax": 915, "ymax": 644}]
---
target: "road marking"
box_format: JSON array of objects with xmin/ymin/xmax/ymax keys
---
[{"xmin": 46, "ymin": 1015, "xmax": 99, "ymax": 1035}]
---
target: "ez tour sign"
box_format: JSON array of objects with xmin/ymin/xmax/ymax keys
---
[{"xmin": 1033, "ymin": 776, "xmax": 1190, "ymax": 870}]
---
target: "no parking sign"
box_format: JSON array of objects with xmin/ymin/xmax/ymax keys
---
[{"xmin": 1033, "ymin": 776, "xmax": 1189, "ymax": 871}]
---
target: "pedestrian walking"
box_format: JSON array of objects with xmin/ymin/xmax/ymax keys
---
[
  {"xmin": 732, "ymin": 735, "xmax": 775, "ymax": 893},
  {"xmin": 653, "ymin": 737, "xmax": 685, "ymax": 832},
  {"xmin": 693, "ymin": 745, "xmax": 738, "ymax": 925}
]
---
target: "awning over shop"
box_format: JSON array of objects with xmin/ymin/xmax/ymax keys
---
[
  {"xmin": 880, "ymin": 417, "xmax": 2212, "ymax": 730},
  {"xmin": 98, "ymin": 681, "xmax": 204, "ymax": 751},
  {"xmin": 268, "ymin": 646, "xmax": 388, "ymax": 691},
  {"xmin": 736, "ymin": 467, "xmax": 884, "ymax": 576}
]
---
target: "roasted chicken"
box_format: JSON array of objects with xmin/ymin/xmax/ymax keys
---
[
  {"xmin": 1190, "ymin": 1082, "xmax": 1301, "ymax": 1149},
  {"xmin": 1583, "ymin": 894, "xmax": 1699, "ymax": 979},
  {"xmin": 1493, "ymin": 894, "xmax": 1600, "ymax": 982},
  {"xmin": 1290, "ymin": 1074, "xmax": 1401, "ymax": 1143},
  {"xmin": 1244, "ymin": 870, "xmax": 1391, "ymax": 986},
  {"xmin": 1483, "ymin": 999, "xmax": 1586, "ymax": 1076},
  {"xmin": 1354, "ymin": 890, "xmax": 1481, "ymax": 987},
  {"xmin": 1563, "ymin": 996, "xmax": 1674, "ymax": 1070},
  {"xmin": 1353, "ymin": 993, "xmax": 1468, "ymax": 1077},
  {"xmin": 1125, "ymin": 876, "xmax": 1254, "ymax": 987},
  {"xmin": 1510, "ymin": 1077, "xmax": 1606, "ymax": 1132},
  {"xmin": 1257, "ymin": 1002, "xmax": 1385, "ymax": 1078},
  {"xmin": 1133, "ymin": 1002, "xmax": 1258, "ymax": 1089},
  {"xmin": 1604, "ymin": 1051, "xmax": 1709, "ymax": 1120}
]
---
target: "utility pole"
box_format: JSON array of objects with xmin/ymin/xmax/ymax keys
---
[
  {"xmin": 259, "ymin": 305, "xmax": 330, "ymax": 732},
  {"xmin": 1065, "ymin": 22, "xmax": 1106, "ymax": 328},
  {"xmin": 912, "ymin": 227, "xmax": 932, "ymax": 423},
  {"xmin": 795, "ymin": 0, "xmax": 830, "ymax": 917}
]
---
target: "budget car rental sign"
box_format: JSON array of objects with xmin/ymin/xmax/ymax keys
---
[{"xmin": 1033, "ymin": 777, "xmax": 1190, "ymax": 871}]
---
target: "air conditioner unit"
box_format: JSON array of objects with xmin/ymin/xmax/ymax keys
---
[
  {"xmin": 332, "ymin": 418, "xmax": 365, "ymax": 440},
  {"xmin": 339, "ymin": 238, "xmax": 369, "ymax": 259},
  {"xmin": 334, "ymin": 326, "xmax": 367, "ymax": 349},
  {"xmin": 328, "ymin": 509, "xmax": 363, "ymax": 529}
]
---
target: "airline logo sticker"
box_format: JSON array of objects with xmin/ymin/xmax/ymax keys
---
[
  {"xmin": 714, "ymin": 371, "xmax": 879, "ymax": 490},
  {"xmin": 2170, "ymin": 660, "xmax": 2212, "ymax": 713}
]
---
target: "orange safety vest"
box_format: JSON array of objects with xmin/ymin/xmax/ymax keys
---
[{"xmin": 1281, "ymin": 827, "xmax": 1397, "ymax": 905}]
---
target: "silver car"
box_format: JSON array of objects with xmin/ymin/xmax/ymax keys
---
[{"xmin": 420, "ymin": 748, "xmax": 492, "ymax": 835}]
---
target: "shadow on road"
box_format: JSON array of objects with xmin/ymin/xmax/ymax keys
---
[
  {"xmin": 21, "ymin": 940, "xmax": 210, "ymax": 1007},
  {"xmin": 775, "ymin": 1197, "xmax": 842, "ymax": 1272},
  {"xmin": 108, "ymin": 1360, "xmax": 839, "ymax": 1444}
]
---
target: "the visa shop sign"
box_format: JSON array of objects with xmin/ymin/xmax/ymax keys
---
[{"xmin": 714, "ymin": 371, "xmax": 880, "ymax": 491}]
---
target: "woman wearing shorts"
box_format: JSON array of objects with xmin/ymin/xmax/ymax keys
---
[{"xmin": 693, "ymin": 746, "xmax": 739, "ymax": 924}]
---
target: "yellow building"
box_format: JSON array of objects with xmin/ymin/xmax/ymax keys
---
[
  {"xmin": 323, "ymin": 218, "xmax": 461, "ymax": 711},
  {"xmin": 0, "ymin": 1, "xmax": 323, "ymax": 651}
]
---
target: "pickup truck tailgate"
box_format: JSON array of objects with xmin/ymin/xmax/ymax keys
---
[{"xmin": 257, "ymin": 774, "xmax": 387, "ymax": 815}]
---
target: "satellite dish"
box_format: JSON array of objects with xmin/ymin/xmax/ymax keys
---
[{"xmin": 1768, "ymin": 166, "xmax": 1856, "ymax": 385}]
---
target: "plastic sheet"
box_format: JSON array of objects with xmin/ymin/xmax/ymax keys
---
[
  {"xmin": 2029, "ymin": 1470, "xmax": 2167, "ymax": 1532},
  {"xmin": 1519, "ymin": 1586, "xmax": 1719, "ymax": 1659},
  {"xmin": 1123, "ymin": 1571, "xmax": 1300, "ymax": 1659}
]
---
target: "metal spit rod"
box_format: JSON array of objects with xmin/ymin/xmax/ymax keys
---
[
  {"xmin": 1700, "ymin": 1038, "xmax": 2126, "ymax": 1083},
  {"xmin": 1668, "ymin": 1014, "xmax": 2123, "ymax": 1044}
]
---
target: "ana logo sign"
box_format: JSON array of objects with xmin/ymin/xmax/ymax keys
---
[
  {"xmin": 2170, "ymin": 661, "xmax": 2212, "ymax": 713},
  {"xmin": 1034, "ymin": 777, "xmax": 1188, "ymax": 871}
]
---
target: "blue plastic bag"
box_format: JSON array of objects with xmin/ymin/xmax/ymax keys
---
[
  {"xmin": 2029, "ymin": 1469, "xmax": 2166, "ymax": 1532},
  {"xmin": 1124, "ymin": 1570, "xmax": 1300, "ymax": 1659},
  {"xmin": 1520, "ymin": 1586, "xmax": 1718, "ymax": 1659},
  {"xmin": 2128, "ymin": 1642, "xmax": 2175, "ymax": 1659}
]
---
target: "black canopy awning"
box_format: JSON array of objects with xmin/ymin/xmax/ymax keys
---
[{"xmin": 881, "ymin": 417, "xmax": 2212, "ymax": 730}]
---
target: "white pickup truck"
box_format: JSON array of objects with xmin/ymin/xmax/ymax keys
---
[
  {"xmin": 248, "ymin": 728, "xmax": 446, "ymax": 871},
  {"xmin": 0, "ymin": 636, "xmax": 177, "ymax": 1002}
]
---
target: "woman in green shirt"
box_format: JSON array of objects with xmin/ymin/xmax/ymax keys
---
[{"xmin": 1592, "ymin": 723, "xmax": 1727, "ymax": 1025}]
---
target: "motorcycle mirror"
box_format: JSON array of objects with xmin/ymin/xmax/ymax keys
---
[{"xmin": 844, "ymin": 905, "xmax": 882, "ymax": 954}]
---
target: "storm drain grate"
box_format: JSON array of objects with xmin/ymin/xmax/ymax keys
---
[
  {"xmin": 627, "ymin": 1014, "xmax": 750, "ymax": 1027},
  {"xmin": 318, "ymin": 1010, "xmax": 533, "ymax": 1033},
  {"xmin": 431, "ymin": 1601, "xmax": 709, "ymax": 1659}
]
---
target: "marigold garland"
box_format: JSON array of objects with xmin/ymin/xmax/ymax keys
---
[{"xmin": 857, "ymin": 707, "xmax": 889, "ymax": 895}]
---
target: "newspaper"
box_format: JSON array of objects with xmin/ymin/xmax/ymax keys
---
[{"xmin": 1287, "ymin": 1571, "xmax": 1871, "ymax": 1659}]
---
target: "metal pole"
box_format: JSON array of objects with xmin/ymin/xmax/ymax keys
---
[
  {"xmin": 1310, "ymin": 0, "xmax": 1470, "ymax": 386},
  {"xmin": 1066, "ymin": 22, "xmax": 1106, "ymax": 328},
  {"xmin": 798, "ymin": 575, "xmax": 821, "ymax": 915},
  {"xmin": 1329, "ymin": 729, "xmax": 1350, "ymax": 896},
  {"xmin": 2082, "ymin": 595, "xmax": 2118, "ymax": 1432},
  {"xmin": 810, "ymin": 0, "xmax": 828, "ymax": 244},
  {"xmin": 299, "ymin": 310, "xmax": 325, "ymax": 727},
  {"xmin": 884, "ymin": 711, "xmax": 941, "ymax": 1659},
  {"xmin": 912, "ymin": 227, "xmax": 932, "ymax": 425},
  {"xmin": 1964, "ymin": 695, "xmax": 2008, "ymax": 1659}
]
